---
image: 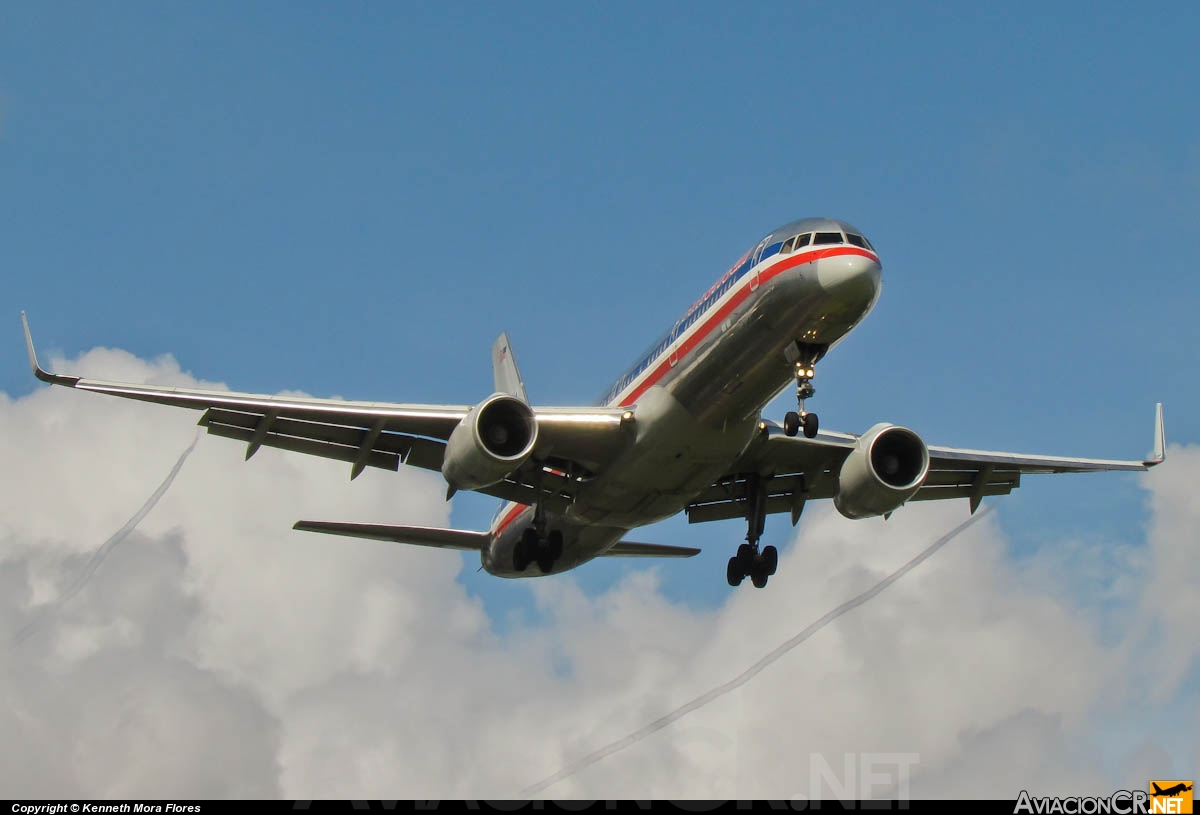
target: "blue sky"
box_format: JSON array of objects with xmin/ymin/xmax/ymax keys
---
[
  {"xmin": 3, "ymin": 3, "xmax": 1200, "ymax": 799},
  {"xmin": 4, "ymin": 1, "xmax": 1198, "ymax": 621}
]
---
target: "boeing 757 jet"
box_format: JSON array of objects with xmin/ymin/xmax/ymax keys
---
[{"xmin": 21, "ymin": 217, "xmax": 1166, "ymax": 588}]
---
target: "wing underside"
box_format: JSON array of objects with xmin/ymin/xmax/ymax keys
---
[
  {"xmin": 686, "ymin": 407, "xmax": 1164, "ymax": 524},
  {"xmin": 22, "ymin": 313, "xmax": 629, "ymax": 508},
  {"xmin": 21, "ymin": 313, "xmax": 1165, "ymax": 527}
]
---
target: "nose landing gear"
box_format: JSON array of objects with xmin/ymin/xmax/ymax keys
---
[
  {"xmin": 780, "ymin": 338, "xmax": 827, "ymax": 439},
  {"xmin": 783, "ymin": 362, "xmax": 819, "ymax": 439}
]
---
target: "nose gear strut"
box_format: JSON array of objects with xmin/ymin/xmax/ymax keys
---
[
  {"xmin": 782, "ymin": 342, "xmax": 826, "ymax": 438},
  {"xmin": 783, "ymin": 362, "xmax": 819, "ymax": 438}
]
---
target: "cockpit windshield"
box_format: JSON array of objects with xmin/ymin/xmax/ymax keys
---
[{"xmin": 776, "ymin": 227, "xmax": 874, "ymax": 255}]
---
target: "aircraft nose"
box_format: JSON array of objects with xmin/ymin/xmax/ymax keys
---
[{"xmin": 815, "ymin": 251, "xmax": 882, "ymax": 299}]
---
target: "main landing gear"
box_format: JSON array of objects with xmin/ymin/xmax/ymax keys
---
[
  {"xmin": 513, "ymin": 527, "xmax": 564, "ymax": 574},
  {"xmin": 783, "ymin": 361, "xmax": 819, "ymax": 439},
  {"xmin": 726, "ymin": 475, "xmax": 778, "ymax": 589},
  {"xmin": 511, "ymin": 486, "xmax": 563, "ymax": 575},
  {"xmin": 508, "ymin": 462, "xmax": 566, "ymax": 575}
]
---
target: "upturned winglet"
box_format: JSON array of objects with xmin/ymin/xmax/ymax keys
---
[
  {"xmin": 1145, "ymin": 402, "xmax": 1166, "ymax": 466},
  {"xmin": 20, "ymin": 312, "xmax": 80, "ymax": 386}
]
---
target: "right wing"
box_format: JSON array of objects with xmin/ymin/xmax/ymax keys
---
[
  {"xmin": 22, "ymin": 313, "xmax": 630, "ymax": 507},
  {"xmin": 687, "ymin": 406, "xmax": 1164, "ymax": 524}
]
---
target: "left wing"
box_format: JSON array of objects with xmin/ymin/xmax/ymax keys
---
[
  {"xmin": 686, "ymin": 405, "xmax": 1165, "ymax": 524},
  {"xmin": 292, "ymin": 521, "xmax": 700, "ymax": 558},
  {"xmin": 22, "ymin": 313, "xmax": 629, "ymax": 508}
]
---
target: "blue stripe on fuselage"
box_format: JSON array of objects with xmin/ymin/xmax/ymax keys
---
[{"xmin": 596, "ymin": 239, "xmax": 784, "ymax": 406}]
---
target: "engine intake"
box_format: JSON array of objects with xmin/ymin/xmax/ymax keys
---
[
  {"xmin": 834, "ymin": 423, "xmax": 930, "ymax": 520},
  {"xmin": 441, "ymin": 394, "xmax": 538, "ymax": 491}
]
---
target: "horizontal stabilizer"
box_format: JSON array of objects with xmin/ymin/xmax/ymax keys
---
[
  {"xmin": 293, "ymin": 521, "xmax": 488, "ymax": 551},
  {"xmin": 602, "ymin": 541, "xmax": 701, "ymax": 558}
]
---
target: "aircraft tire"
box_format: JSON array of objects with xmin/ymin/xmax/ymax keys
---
[
  {"xmin": 549, "ymin": 529, "xmax": 564, "ymax": 560},
  {"xmin": 750, "ymin": 566, "xmax": 769, "ymax": 588},
  {"xmin": 512, "ymin": 543, "xmax": 530, "ymax": 572},
  {"xmin": 802, "ymin": 412, "xmax": 819, "ymax": 438},
  {"xmin": 536, "ymin": 541, "xmax": 555, "ymax": 574},
  {"xmin": 736, "ymin": 543, "xmax": 755, "ymax": 573},
  {"xmin": 513, "ymin": 529, "xmax": 538, "ymax": 572},
  {"xmin": 726, "ymin": 557, "xmax": 744, "ymax": 587},
  {"xmin": 762, "ymin": 545, "xmax": 778, "ymax": 576},
  {"xmin": 783, "ymin": 411, "xmax": 800, "ymax": 437}
]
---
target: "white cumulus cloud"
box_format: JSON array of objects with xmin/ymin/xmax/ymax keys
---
[{"xmin": 1, "ymin": 347, "xmax": 1195, "ymax": 799}]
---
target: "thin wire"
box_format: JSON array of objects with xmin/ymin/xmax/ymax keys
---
[
  {"xmin": 518, "ymin": 505, "xmax": 996, "ymax": 797},
  {"xmin": 13, "ymin": 431, "xmax": 201, "ymax": 644}
]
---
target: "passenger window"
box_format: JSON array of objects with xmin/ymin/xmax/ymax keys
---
[
  {"xmin": 793, "ymin": 233, "xmax": 812, "ymax": 248},
  {"xmin": 813, "ymin": 232, "xmax": 843, "ymax": 245},
  {"xmin": 781, "ymin": 236, "xmax": 796, "ymax": 254},
  {"xmin": 845, "ymin": 234, "xmax": 867, "ymax": 248}
]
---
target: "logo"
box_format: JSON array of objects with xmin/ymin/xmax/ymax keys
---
[
  {"xmin": 1150, "ymin": 782, "xmax": 1193, "ymax": 814},
  {"xmin": 1014, "ymin": 784, "xmax": 1193, "ymax": 814}
]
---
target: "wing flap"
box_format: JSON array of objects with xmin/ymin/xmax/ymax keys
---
[
  {"xmin": 919, "ymin": 468, "xmax": 1021, "ymax": 488},
  {"xmin": 201, "ymin": 408, "xmax": 414, "ymax": 454},
  {"xmin": 686, "ymin": 495, "xmax": 796, "ymax": 524},
  {"xmin": 204, "ymin": 421, "xmax": 402, "ymax": 472},
  {"xmin": 22, "ymin": 313, "xmax": 632, "ymax": 485},
  {"xmin": 690, "ymin": 406, "xmax": 1164, "ymax": 522},
  {"xmin": 908, "ymin": 483, "xmax": 1017, "ymax": 502},
  {"xmin": 292, "ymin": 521, "xmax": 489, "ymax": 551},
  {"xmin": 685, "ymin": 470, "xmax": 836, "ymax": 525}
]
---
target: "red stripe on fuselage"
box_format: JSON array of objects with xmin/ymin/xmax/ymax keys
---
[
  {"xmin": 495, "ymin": 502, "xmax": 529, "ymax": 536},
  {"xmin": 492, "ymin": 244, "xmax": 878, "ymax": 538},
  {"xmin": 617, "ymin": 245, "xmax": 877, "ymax": 407}
]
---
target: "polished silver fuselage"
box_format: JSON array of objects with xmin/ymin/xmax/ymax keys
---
[{"xmin": 482, "ymin": 218, "xmax": 883, "ymax": 577}]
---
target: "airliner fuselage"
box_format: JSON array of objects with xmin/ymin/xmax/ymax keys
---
[{"xmin": 484, "ymin": 217, "xmax": 882, "ymax": 577}]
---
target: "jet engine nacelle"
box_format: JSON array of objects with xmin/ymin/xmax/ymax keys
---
[
  {"xmin": 834, "ymin": 423, "xmax": 930, "ymax": 520},
  {"xmin": 442, "ymin": 393, "xmax": 539, "ymax": 491}
]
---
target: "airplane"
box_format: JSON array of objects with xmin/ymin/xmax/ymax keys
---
[
  {"xmin": 20, "ymin": 217, "xmax": 1167, "ymax": 589},
  {"xmin": 1152, "ymin": 783, "xmax": 1193, "ymax": 797}
]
